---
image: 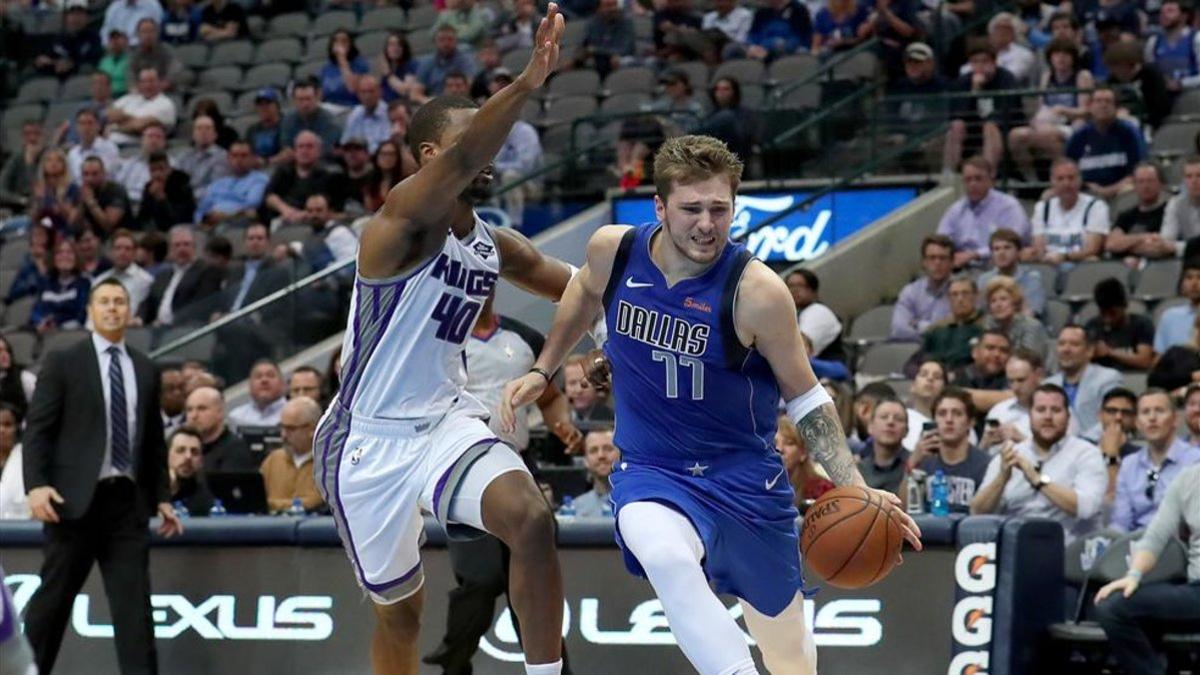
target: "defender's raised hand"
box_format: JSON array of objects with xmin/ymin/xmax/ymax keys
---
[{"xmin": 520, "ymin": 2, "xmax": 566, "ymax": 89}]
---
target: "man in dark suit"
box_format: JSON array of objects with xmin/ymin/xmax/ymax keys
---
[
  {"xmin": 138, "ymin": 224, "xmax": 225, "ymax": 327},
  {"xmin": 23, "ymin": 278, "xmax": 184, "ymax": 675}
]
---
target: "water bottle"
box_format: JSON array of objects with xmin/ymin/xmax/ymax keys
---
[
  {"xmin": 906, "ymin": 469, "xmax": 926, "ymax": 515},
  {"xmin": 288, "ymin": 497, "xmax": 306, "ymax": 517},
  {"xmin": 209, "ymin": 499, "xmax": 227, "ymax": 518},
  {"xmin": 173, "ymin": 500, "xmax": 189, "ymax": 519},
  {"xmin": 558, "ymin": 496, "xmax": 576, "ymax": 518},
  {"xmin": 930, "ymin": 469, "xmax": 950, "ymax": 517}
]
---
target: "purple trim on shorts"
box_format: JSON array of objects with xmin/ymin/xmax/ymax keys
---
[
  {"xmin": 361, "ymin": 559, "xmax": 422, "ymax": 593},
  {"xmin": 431, "ymin": 437, "xmax": 501, "ymax": 517}
]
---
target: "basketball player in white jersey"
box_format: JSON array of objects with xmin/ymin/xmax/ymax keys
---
[{"xmin": 313, "ymin": 8, "xmax": 575, "ymax": 674}]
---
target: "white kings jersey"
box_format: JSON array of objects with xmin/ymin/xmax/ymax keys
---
[{"xmin": 334, "ymin": 214, "xmax": 500, "ymax": 421}]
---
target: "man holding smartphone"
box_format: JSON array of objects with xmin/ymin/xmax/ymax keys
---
[{"xmin": 908, "ymin": 387, "xmax": 991, "ymax": 513}]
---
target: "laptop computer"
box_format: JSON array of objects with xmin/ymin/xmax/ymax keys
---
[
  {"xmin": 206, "ymin": 472, "xmax": 269, "ymax": 515},
  {"xmin": 238, "ymin": 425, "xmax": 282, "ymax": 462}
]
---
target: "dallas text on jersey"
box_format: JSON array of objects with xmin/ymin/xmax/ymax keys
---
[{"xmin": 614, "ymin": 300, "xmax": 710, "ymax": 356}]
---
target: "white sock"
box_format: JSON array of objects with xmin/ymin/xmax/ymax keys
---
[
  {"xmin": 618, "ymin": 502, "xmax": 758, "ymax": 675},
  {"xmin": 524, "ymin": 660, "xmax": 563, "ymax": 674}
]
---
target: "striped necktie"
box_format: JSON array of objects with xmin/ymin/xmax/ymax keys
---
[{"xmin": 107, "ymin": 345, "xmax": 130, "ymax": 473}]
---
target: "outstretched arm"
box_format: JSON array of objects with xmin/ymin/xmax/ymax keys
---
[
  {"xmin": 357, "ymin": 5, "xmax": 566, "ymax": 279},
  {"xmin": 494, "ymin": 227, "xmax": 574, "ymax": 301}
]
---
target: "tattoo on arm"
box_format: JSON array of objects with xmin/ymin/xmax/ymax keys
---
[{"xmin": 797, "ymin": 403, "xmax": 864, "ymax": 487}]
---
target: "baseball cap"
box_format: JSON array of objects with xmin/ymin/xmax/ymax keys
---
[
  {"xmin": 904, "ymin": 42, "xmax": 934, "ymax": 61},
  {"xmin": 255, "ymin": 88, "xmax": 280, "ymax": 103}
]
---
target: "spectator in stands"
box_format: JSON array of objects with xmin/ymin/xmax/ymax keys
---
[
  {"xmin": 1085, "ymin": 277, "xmax": 1156, "ymax": 371},
  {"xmin": 185, "ymin": 386, "xmax": 255, "ymax": 471},
  {"xmin": 1046, "ymin": 11, "xmax": 1091, "ymax": 68},
  {"xmin": 954, "ymin": 330, "xmax": 1012, "ymax": 392},
  {"xmin": 246, "ymin": 89, "xmax": 285, "ymax": 167},
  {"xmin": 1185, "ymin": 384, "xmax": 1200, "ymax": 444},
  {"xmin": 469, "ymin": 39, "xmax": 505, "ymax": 100},
  {"xmin": 160, "ymin": 0, "xmax": 199, "ymax": 45},
  {"xmin": 0, "ymin": 337, "xmax": 30, "ymax": 415},
  {"xmin": 114, "ymin": 122, "xmax": 168, "ymax": 206},
  {"xmin": 338, "ymin": 138, "xmax": 374, "ymax": 214},
  {"xmin": 784, "ymin": 268, "xmax": 845, "ymax": 362},
  {"xmin": 58, "ymin": 73, "xmax": 115, "ymax": 146},
  {"xmin": 1008, "ymin": 38, "xmax": 1094, "ymax": 182},
  {"xmin": 417, "ymin": 25, "xmax": 478, "ymax": 96},
  {"xmin": 140, "ymin": 224, "xmax": 224, "ymax": 326},
  {"xmin": 342, "ymin": 76, "xmax": 391, "ymax": 154},
  {"xmin": 573, "ymin": 427, "xmax": 618, "ymax": 516},
  {"xmin": 127, "ymin": 18, "xmax": 182, "ymax": 89},
  {"xmin": 696, "ymin": 77, "xmax": 752, "ymax": 160},
  {"xmin": 1145, "ymin": 0, "xmax": 1200, "ymax": 93},
  {"xmin": 868, "ymin": 0, "xmax": 920, "ymax": 80},
  {"xmin": 1153, "ymin": 258, "xmax": 1200, "ymax": 353},
  {"xmin": 35, "ymin": 1, "xmax": 101, "ymax": 77},
  {"xmin": 496, "ymin": 0, "xmax": 541, "ymax": 53},
  {"xmin": 280, "ymin": 79, "xmax": 343, "ymax": 156},
  {"xmin": 137, "ymin": 151, "xmax": 195, "ymax": 232},
  {"xmin": 29, "ymin": 150, "xmax": 80, "ymax": 229},
  {"xmin": 433, "ymin": 0, "xmax": 492, "ymax": 47},
  {"xmin": 856, "ymin": 397, "xmax": 910, "ymax": 494},
  {"xmin": 1032, "ymin": 158, "xmax": 1110, "ymax": 264},
  {"xmin": 982, "ymin": 277, "xmax": 1048, "ymax": 357},
  {"xmin": 288, "ymin": 366, "xmax": 323, "ymax": 404},
  {"xmin": 92, "ymin": 230, "xmax": 153, "ymax": 317},
  {"xmin": 195, "ymin": 140, "xmax": 269, "ymax": 228},
  {"xmin": 364, "ymin": 139, "xmax": 406, "ymax": 213},
  {"xmin": 1065, "ymin": 87, "xmax": 1143, "ymax": 199},
  {"xmin": 202, "ymin": 235, "xmax": 232, "ymax": 278},
  {"xmin": 575, "ymin": 0, "xmax": 636, "ymax": 78},
  {"xmin": 978, "ymin": 231, "xmax": 1046, "ymax": 317},
  {"xmin": 1104, "ymin": 40, "xmax": 1173, "ymax": 130},
  {"xmin": 921, "ymin": 278, "xmax": 984, "ymax": 370},
  {"xmin": 982, "ymin": 350, "xmax": 1045, "ymax": 450},
  {"xmin": 564, "ymin": 352, "xmax": 614, "ymax": 425},
  {"xmin": 1150, "ymin": 309, "xmax": 1200, "ymax": 393},
  {"xmin": 74, "ymin": 226, "xmax": 111, "ymax": 280},
  {"xmin": 891, "ymin": 234, "xmax": 954, "ymax": 340},
  {"xmin": 849, "ymin": 381, "xmax": 897, "ymax": 447},
  {"xmin": 189, "ymin": 97, "xmax": 236, "ymax": 149},
  {"xmin": 984, "ymin": 12, "xmax": 1037, "ymax": 85},
  {"xmin": 886, "ymin": 42, "xmax": 949, "ymax": 137},
  {"xmin": 99, "ymin": 28, "xmax": 132, "ymax": 97},
  {"xmin": 136, "ymin": 230, "xmax": 168, "ymax": 275},
  {"xmin": 386, "ymin": 102, "xmax": 419, "ymax": 176},
  {"xmin": 263, "ymin": 131, "xmax": 348, "ymax": 225},
  {"xmin": 744, "ymin": 0, "xmax": 812, "ymax": 60},
  {"xmin": 6, "ymin": 223, "xmax": 53, "ymax": 306},
  {"xmin": 66, "ymin": 110, "xmax": 120, "ymax": 185},
  {"xmin": 703, "ymin": 0, "xmax": 754, "ymax": 59},
  {"xmin": 0, "ymin": 121, "xmax": 45, "ymax": 214},
  {"xmin": 166, "ymin": 426, "xmax": 212, "ymax": 515},
  {"xmin": 653, "ymin": 0, "xmax": 707, "ymax": 61},
  {"xmin": 971, "ymin": 383, "xmax": 1108, "ymax": 544},
  {"xmin": 102, "ymin": 0, "xmax": 164, "ymax": 47},
  {"xmin": 1162, "ymin": 156, "xmax": 1200, "ymax": 254},
  {"xmin": 198, "ymin": 0, "xmax": 247, "ymax": 41},
  {"xmin": 1093, "ymin": 463, "xmax": 1200, "ymax": 675},
  {"xmin": 911, "ymin": 387, "xmax": 991, "ymax": 513},
  {"xmin": 107, "ymin": 67, "xmax": 177, "ymax": 146},
  {"xmin": 490, "ymin": 83, "xmax": 542, "ymax": 229},
  {"xmin": 655, "ymin": 68, "xmax": 709, "ymax": 131},
  {"xmin": 228, "ymin": 359, "xmax": 286, "ymax": 430},
  {"xmin": 260, "ymin": 397, "xmax": 324, "ymax": 513},
  {"xmin": 320, "ymin": 29, "xmax": 369, "ymax": 111},
  {"xmin": 285, "ymin": 194, "xmax": 358, "ymax": 271},
  {"xmin": 376, "ymin": 32, "xmax": 423, "ymax": 104},
  {"xmin": 773, "ymin": 417, "xmax": 835, "ymax": 504},
  {"xmin": 30, "ymin": 237, "xmax": 90, "ymax": 335},
  {"xmin": 0, "ymin": 403, "xmax": 28, "ymax": 519},
  {"xmin": 937, "ymin": 157, "xmax": 1031, "ymax": 268},
  {"xmin": 176, "ymin": 115, "xmax": 228, "ymax": 201},
  {"xmin": 903, "ymin": 359, "xmax": 947, "ymax": 449},
  {"xmin": 944, "ymin": 40, "xmax": 1022, "ymax": 174},
  {"xmin": 810, "ymin": 0, "xmax": 870, "ymax": 56},
  {"xmin": 1082, "ymin": 388, "xmax": 1139, "ymax": 489},
  {"xmin": 442, "ymin": 70, "xmax": 472, "ymax": 97},
  {"xmin": 1111, "ymin": 390, "xmax": 1200, "ymax": 532},
  {"xmin": 1046, "ymin": 324, "xmax": 1123, "ymax": 431},
  {"xmin": 74, "ymin": 157, "xmax": 130, "ymax": 237},
  {"xmin": 1107, "ymin": 162, "xmax": 1174, "ymax": 262},
  {"xmin": 220, "ymin": 223, "xmax": 288, "ymax": 314}
]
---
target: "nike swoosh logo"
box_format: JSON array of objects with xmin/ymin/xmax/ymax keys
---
[
  {"xmin": 765, "ymin": 469, "xmax": 786, "ymax": 491},
  {"xmin": 625, "ymin": 277, "xmax": 653, "ymax": 289}
]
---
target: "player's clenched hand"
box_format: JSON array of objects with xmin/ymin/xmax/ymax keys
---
[
  {"xmin": 583, "ymin": 349, "xmax": 611, "ymax": 393},
  {"xmin": 553, "ymin": 421, "xmax": 584, "ymax": 454},
  {"xmin": 519, "ymin": 2, "xmax": 565, "ymax": 89},
  {"xmin": 499, "ymin": 372, "xmax": 548, "ymax": 434},
  {"xmin": 872, "ymin": 488, "xmax": 923, "ymax": 556}
]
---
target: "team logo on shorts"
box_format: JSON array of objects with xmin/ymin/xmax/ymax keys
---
[{"xmin": 349, "ymin": 447, "xmax": 364, "ymax": 465}]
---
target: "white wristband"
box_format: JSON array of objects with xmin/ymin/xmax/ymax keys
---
[{"xmin": 785, "ymin": 383, "xmax": 834, "ymax": 426}]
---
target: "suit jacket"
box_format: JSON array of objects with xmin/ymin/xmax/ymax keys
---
[
  {"xmin": 139, "ymin": 261, "xmax": 225, "ymax": 325},
  {"xmin": 1046, "ymin": 363, "xmax": 1123, "ymax": 433},
  {"xmin": 22, "ymin": 335, "xmax": 169, "ymax": 520},
  {"xmin": 221, "ymin": 258, "xmax": 292, "ymax": 312}
]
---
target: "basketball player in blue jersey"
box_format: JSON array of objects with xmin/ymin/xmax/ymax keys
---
[
  {"xmin": 313, "ymin": 7, "xmax": 582, "ymax": 675},
  {"xmin": 501, "ymin": 136, "xmax": 923, "ymax": 675}
]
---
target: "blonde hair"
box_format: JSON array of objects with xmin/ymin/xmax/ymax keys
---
[
  {"xmin": 653, "ymin": 135, "xmax": 744, "ymax": 203},
  {"xmin": 985, "ymin": 275, "xmax": 1025, "ymax": 311}
]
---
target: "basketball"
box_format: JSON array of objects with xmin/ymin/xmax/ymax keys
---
[{"xmin": 801, "ymin": 486, "xmax": 904, "ymax": 589}]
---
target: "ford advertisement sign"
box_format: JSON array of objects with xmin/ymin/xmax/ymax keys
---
[{"xmin": 611, "ymin": 187, "xmax": 918, "ymax": 263}]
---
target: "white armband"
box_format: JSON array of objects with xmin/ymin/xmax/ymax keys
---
[{"xmin": 785, "ymin": 383, "xmax": 834, "ymax": 426}]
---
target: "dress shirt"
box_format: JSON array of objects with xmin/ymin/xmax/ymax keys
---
[
  {"xmin": 980, "ymin": 435, "xmax": 1108, "ymax": 544},
  {"xmin": 228, "ymin": 397, "xmax": 286, "ymax": 429},
  {"xmin": 92, "ymin": 264, "xmax": 154, "ymax": 317},
  {"xmin": 68, "ymin": 137, "xmax": 121, "ymax": 182},
  {"xmin": 1133, "ymin": 464, "xmax": 1200, "ymax": 581},
  {"xmin": 156, "ymin": 262, "xmax": 189, "ymax": 326},
  {"xmin": 976, "ymin": 265, "xmax": 1046, "ymax": 316},
  {"xmin": 176, "ymin": 145, "xmax": 229, "ymax": 199},
  {"xmin": 573, "ymin": 487, "xmax": 614, "ymax": 517},
  {"xmin": 703, "ymin": 6, "xmax": 754, "ymax": 43},
  {"xmin": 102, "ymin": 0, "xmax": 165, "ymax": 46},
  {"xmin": 194, "ymin": 170, "xmax": 269, "ymax": 223},
  {"xmin": 115, "ymin": 156, "xmax": 151, "ymax": 204},
  {"xmin": 937, "ymin": 189, "xmax": 1032, "ymax": 261},
  {"xmin": 229, "ymin": 258, "xmax": 261, "ymax": 312},
  {"xmin": 415, "ymin": 49, "xmax": 478, "ymax": 95},
  {"xmin": 890, "ymin": 276, "xmax": 951, "ymax": 340},
  {"xmin": 340, "ymin": 102, "xmax": 392, "ymax": 153},
  {"xmin": 798, "ymin": 302, "xmax": 842, "ymax": 355},
  {"xmin": 494, "ymin": 121, "xmax": 542, "ymax": 176},
  {"xmin": 108, "ymin": 93, "xmax": 177, "ymax": 145},
  {"xmin": 1154, "ymin": 302, "xmax": 1198, "ymax": 353},
  {"xmin": 1111, "ymin": 438, "xmax": 1200, "ymax": 532},
  {"xmin": 93, "ymin": 332, "xmax": 138, "ymax": 481},
  {"xmin": 0, "ymin": 445, "xmax": 29, "ymax": 519},
  {"xmin": 1161, "ymin": 193, "xmax": 1200, "ymax": 256}
]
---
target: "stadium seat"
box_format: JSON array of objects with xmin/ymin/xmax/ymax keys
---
[
  {"xmin": 767, "ymin": 54, "xmax": 818, "ymax": 86},
  {"xmin": 274, "ymin": 224, "xmax": 311, "ymax": 246},
  {"xmin": 229, "ymin": 113, "xmax": 257, "ymax": 137},
  {"xmin": 42, "ymin": 102, "xmax": 86, "ymax": 135},
  {"xmin": 407, "ymin": 30, "xmax": 434, "ymax": 55},
  {"xmin": 885, "ymin": 378, "xmax": 913, "ymax": 400},
  {"xmin": 404, "ymin": 5, "xmax": 440, "ymax": 31},
  {"xmin": 1, "ymin": 297, "xmax": 34, "ymax": 330},
  {"xmin": 1120, "ymin": 371, "xmax": 1147, "ymax": 393},
  {"xmin": 774, "ymin": 83, "xmax": 820, "ymax": 110},
  {"xmin": 175, "ymin": 43, "xmax": 210, "ymax": 70},
  {"xmin": 1059, "ymin": 261, "xmax": 1129, "ymax": 302},
  {"xmin": 740, "ymin": 84, "xmax": 765, "ymax": 110},
  {"xmin": 1152, "ymin": 122, "xmax": 1200, "ymax": 158},
  {"xmin": 125, "ymin": 326, "xmax": 153, "ymax": 353},
  {"xmin": 539, "ymin": 123, "xmax": 580, "ymax": 154},
  {"xmin": 540, "ymin": 95, "xmax": 598, "ymax": 127},
  {"xmin": 632, "ymin": 14, "xmax": 653, "ymax": 41},
  {"xmin": 306, "ymin": 35, "xmax": 330, "ymax": 62},
  {"xmin": 672, "ymin": 61, "xmax": 710, "ymax": 91},
  {"xmin": 156, "ymin": 327, "xmax": 216, "ymax": 363},
  {"xmin": 1, "ymin": 331, "xmax": 36, "ymax": 366},
  {"xmin": 857, "ymin": 341, "xmax": 919, "ymax": 378},
  {"xmin": 0, "ymin": 239, "xmax": 29, "ymax": 270},
  {"xmin": 255, "ymin": 38, "xmax": 304, "ymax": 65},
  {"xmin": 197, "ymin": 66, "xmax": 244, "ymax": 91},
  {"xmin": 356, "ymin": 31, "xmax": 389, "ymax": 60},
  {"xmin": 561, "ymin": 20, "xmax": 588, "ymax": 48},
  {"xmin": 232, "ymin": 91, "xmax": 260, "ymax": 115},
  {"xmin": 1073, "ymin": 299, "xmax": 1147, "ymax": 324},
  {"xmin": 293, "ymin": 59, "xmax": 325, "ymax": 83},
  {"xmin": 1022, "ymin": 262, "xmax": 1059, "ymax": 298},
  {"xmin": 1153, "ymin": 296, "xmax": 1190, "ymax": 324},
  {"xmin": 1133, "ymin": 259, "xmax": 1181, "ymax": 301},
  {"xmin": 209, "ymin": 39, "xmax": 255, "ymax": 67},
  {"xmin": 0, "ymin": 271, "xmax": 15, "ymax": 300},
  {"xmin": 15, "ymin": 77, "xmax": 59, "ymax": 104},
  {"xmin": 39, "ymin": 329, "xmax": 90, "ymax": 360},
  {"xmin": 847, "ymin": 304, "xmax": 894, "ymax": 346},
  {"xmin": 1044, "ymin": 299, "xmax": 1071, "ymax": 335},
  {"xmin": 604, "ymin": 67, "xmax": 656, "ymax": 95},
  {"xmin": 186, "ymin": 91, "xmax": 235, "ymax": 118},
  {"xmin": 59, "ymin": 73, "xmax": 93, "ymax": 101},
  {"xmin": 2, "ymin": 103, "xmax": 45, "ymax": 128},
  {"xmin": 266, "ymin": 12, "xmax": 310, "ymax": 38},
  {"xmin": 360, "ymin": 6, "xmax": 406, "ymax": 32},
  {"xmin": 312, "ymin": 10, "xmax": 357, "ymax": 36},
  {"xmin": 502, "ymin": 47, "xmax": 534, "ymax": 74},
  {"xmin": 600, "ymin": 92, "xmax": 650, "ymax": 116},
  {"xmin": 547, "ymin": 70, "xmax": 601, "ymax": 98},
  {"xmin": 241, "ymin": 63, "xmax": 292, "ymax": 92},
  {"xmin": 712, "ymin": 59, "xmax": 765, "ymax": 86},
  {"xmin": 831, "ymin": 50, "xmax": 878, "ymax": 81},
  {"xmin": 520, "ymin": 99, "xmax": 542, "ymax": 123}
]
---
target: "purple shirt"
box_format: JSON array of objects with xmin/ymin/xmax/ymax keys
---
[
  {"xmin": 890, "ymin": 276, "xmax": 951, "ymax": 340},
  {"xmin": 937, "ymin": 189, "xmax": 1032, "ymax": 261},
  {"xmin": 1111, "ymin": 438, "xmax": 1200, "ymax": 532}
]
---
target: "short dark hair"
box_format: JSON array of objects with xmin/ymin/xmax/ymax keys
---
[
  {"xmin": 110, "ymin": 227, "xmax": 137, "ymax": 246},
  {"xmin": 785, "ymin": 268, "xmax": 819, "ymax": 293},
  {"xmin": 1093, "ymin": 277, "xmax": 1128, "ymax": 310},
  {"xmin": 88, "ymin": 276, "xmax": 130, "ymax": 303},
  {"xmin": 989, "ymin": 227, "xmax": 1022, "ymax": 248},
  {"xmin": 856, "ymin": 381, "xmax": 898, "ymax": 403},
  {"xmin": 1048, "ymin": 10, "xmax": 1079, "ymax": 29},
  {"xmin": 1133, "ymin": 161, "xmax": 1166, "ymax": 183},
  {"xmin": 291, "ymin": 365, "xmax": 322, "ymax": 380},
  {"xmin": 252, "ymin": 358, "xmax": 282, "ymax": 374},
  {"xmin": 1058, "ymin": 323, "xmax": 1091, "ymax": 344},
  {"xmin": 147, "ymin": 150, "xmax": 169, "ymax": 166},
  {"xmin": 978, "ymin": 328, "xmax": 1011, "ymax": 346},
  {"xmin": 871, "ymin": 396, "xmax": 907, "ymax": 419},
  {"xmin": 229, "ymin": 139, "xmax": 251, "ymax": 152},
  {"xmin": 1185, "ymin": 154, "xmax": 1200, "ymax": 168},
  {"xmin": 168, "ymin": 425, "xmax": 203, "ymax": 447},
  {"xmin": 933, "ymin": 386, "xmax": 976, "ymax": 419},
  {"xmin": 1104, "ymin": 41, "xmax": 1143, "ymax": 68},
  {"xmin": 407, "ymin": 95, "xmax": 479, "ymax": 161},
  {"xmin": 0, "ymin": 401, "xmax": 25, "ymax": 429},
  {"xmin": 1136, "ymin": 387, "xmax": 1173, "ymax": 406},
  {"xmin": 1102, "ymin": 387, "xmax": 1137, "ymax": 407},
  {"xmin": 965, "ymin": 37, "xmax": 997, "ymax": 60},
  {"xmin": 921, "ymin": 234, "xmax": 954, "ymax": 257},
  {"xmin": 139, "ymin": 230, "xmax": 168, "ymax": 263},
  {"xmin": 1009, "ymin": 347, "xmax": 1044, "ymax": 371},
  {"xmin": 1033, "ymin": 383, "xmax": 1070, "ymax": 409},
  {"xmin": 444, "ymin": 70, "xmax": 469, "ymax": 83},
  {"xmin": 75, "ymin": 107, "xmax": 98, "ymax": 121},
  {"xmin": 1045, "ymin": 37, "xmax": 1081, "ymax": 67}
]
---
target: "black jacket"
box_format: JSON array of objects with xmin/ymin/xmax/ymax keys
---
[{"xmin": 139, "ymin": 260, "xmax": 225, "ymax": 325}]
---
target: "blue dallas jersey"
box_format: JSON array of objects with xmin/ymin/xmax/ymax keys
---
[{"xmin": 601, "ymin": 223, "xmax": 780, "ymax": 463}]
